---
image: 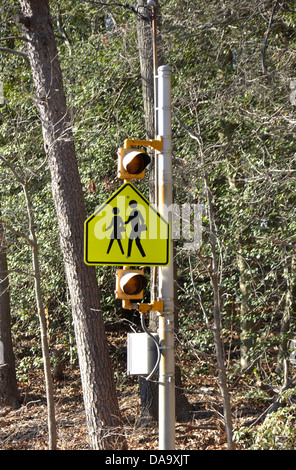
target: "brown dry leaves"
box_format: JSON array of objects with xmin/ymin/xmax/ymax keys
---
[{"xmin": 0, "ymin": 332, "xmax": 261, "ymax": 450}]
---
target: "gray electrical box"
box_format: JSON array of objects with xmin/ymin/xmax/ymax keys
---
[{"xmin": 127, "ymin": 332, "xmax": 159, "ymax": 376}]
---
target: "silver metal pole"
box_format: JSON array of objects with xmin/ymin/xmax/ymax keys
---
[{"xmin": 157, "ymin": 65, "xmax": 175, "ymax": 450}]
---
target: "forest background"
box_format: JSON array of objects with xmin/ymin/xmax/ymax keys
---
[{"xmin": 0, "ymin": 0, "xmax": 296, "ymax": 451}]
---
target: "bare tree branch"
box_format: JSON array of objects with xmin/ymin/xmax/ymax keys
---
[
  {"xmin": 261, "ymin": 0, "xmax": 279, "ymax": 74},
  {"xmin": 0, "ymin": 218, "xmax": 36, "ymax": 248},
  {"xmin": 0, "ymin": 46, "xmax": 28, "ymax": 61},
  {"xmin": 0, "ymin": 36, "xmax": 29, "ymax": 42}
]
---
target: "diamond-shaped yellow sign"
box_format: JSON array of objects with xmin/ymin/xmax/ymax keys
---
[{"xmin": 84, "ymin": 183, "xmax": 170, "ymax": 266}]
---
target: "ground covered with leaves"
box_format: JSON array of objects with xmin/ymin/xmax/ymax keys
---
[{"xmin": 0, "ymin": 329, "xmax": 284, "ymax": 451}]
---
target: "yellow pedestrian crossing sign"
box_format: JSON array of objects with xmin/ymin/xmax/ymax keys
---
[{"xmin": 84, "ymin": 183, "xmax": 170, "ymax": 266}]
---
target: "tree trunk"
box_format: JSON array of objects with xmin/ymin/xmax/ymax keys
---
[
  {"xmin": 237, "ymin": 241, "xmax": 255, "ymax": 372},
  {"xmin": 276, "ymin": 250, "xmax": 295, "ymax": 374},
  {"xmin": 178, "ymin": 118, "xmax": 235, "ymax": 448},
  {"xmin": 22, "ymin": 182, "xmax": 57, "ymax": 449},
  {"xmin": 17, "ymin": 0, "xmax": 125, "ymax": 450},
  {"xmin": 136, "ymin": 0, "xmax": 159, "ymax": 423},
  {"xmin": 199, "ymin": 159, "xmax": 234, "ymax": 449},
  {"xmin": 136, "ymin": 0, "xmax": 155, "ymax": 141},
  {"xmin": 204, "ymin": 169, "xmax": 235, "ymax": 450},
  {"xmin": 211, "ymin": 273, "xmax": 235, "ymax": 449},
  {"xmin": 136, "ymin": 1, "xmax": 192, "ymax": 423},
  {"xmin": 0, "ymin": 214, "xmax": 20, "ymax": 410}
]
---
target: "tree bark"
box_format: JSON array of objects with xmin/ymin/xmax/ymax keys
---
[
  {"xmin": 176, "ymin": 117, "xmax": 235, "ymax": 448},
  {"xmin": 22, "ymin": 182, "xmax": 57, "ymax": 449},
  {"xmin": 203, "ymin": 163, "xmax": 235, "ymax": 450},
  {"xmin": 0, "ymin": 213, "xmax": 20, "ymax": 410},
  {"xmin": 136, "ymin": 1, "xmax": 193, "ymax": 424},
  {"xmin": 1, "ymin": 153, "xmax": 57, "ymax": 448},
  {"xmin": 17, "ymin": 0, "xmax": 126, "ymax": 450},
  {"xmin": 136, "ymin": 1, "xmax": 158, "ymax": 422},
  {"xmin": 203, "ymin": 169, "xmax": 235, "ymax": 450},
  {"xmin": 276, "ymin": 250, "xmax": 295, "ymax": 374},
  {"xmin": 237, "ymin": 240, "xmax": 255, "ymax": 372},
  {"xmin": 136, "ymin": 0, "xmax": 155, "ymax": 141}
]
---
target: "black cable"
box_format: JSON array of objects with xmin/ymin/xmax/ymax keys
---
[{"xmin": 140, "ymin": 313, "xmax": 161, "ymax": 381}]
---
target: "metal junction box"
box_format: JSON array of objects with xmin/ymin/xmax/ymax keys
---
[{"xmin": 127, "ymin": 332, "xmax": 159, "ymax": 376}]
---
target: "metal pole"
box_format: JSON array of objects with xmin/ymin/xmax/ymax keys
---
[{"xmin": 157, "ymin": 65, "xmax": 175, "ymax": 450}]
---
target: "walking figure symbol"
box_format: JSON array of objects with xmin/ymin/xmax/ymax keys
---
[
  {"xmin": 106, "ymin": 207, "xmax": 125, "ymax": 255},
  {"xmin": 105, "ymin": 201, "xmax": 146, "ymax": 258},
  {"xmin": 125, "ymin": 200, "xmax": 146, "ymax": 258}
]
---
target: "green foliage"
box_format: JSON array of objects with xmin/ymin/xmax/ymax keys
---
[
  {"xmin": 162, "ymin": 0, "xmax": 296, "ymax": 370},
  {"xmin": 0, "ymin": 0, "xmax": 296, "ymax": 403},
  {"xmin": 234, "ymin": 389, "xmax": 296, "ymax": 450}
]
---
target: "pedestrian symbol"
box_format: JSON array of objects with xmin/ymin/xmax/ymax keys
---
[
  {"xmin": 106, "ymin": 207, "xmax": 125, "ymax": 255},
  {"xmin": 125, "ymin": 200, "xmax": 146, "ymax": 258},
  {"xmin": 84, "ymin": 183, "xmax": 170, "ymax": 266}
]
